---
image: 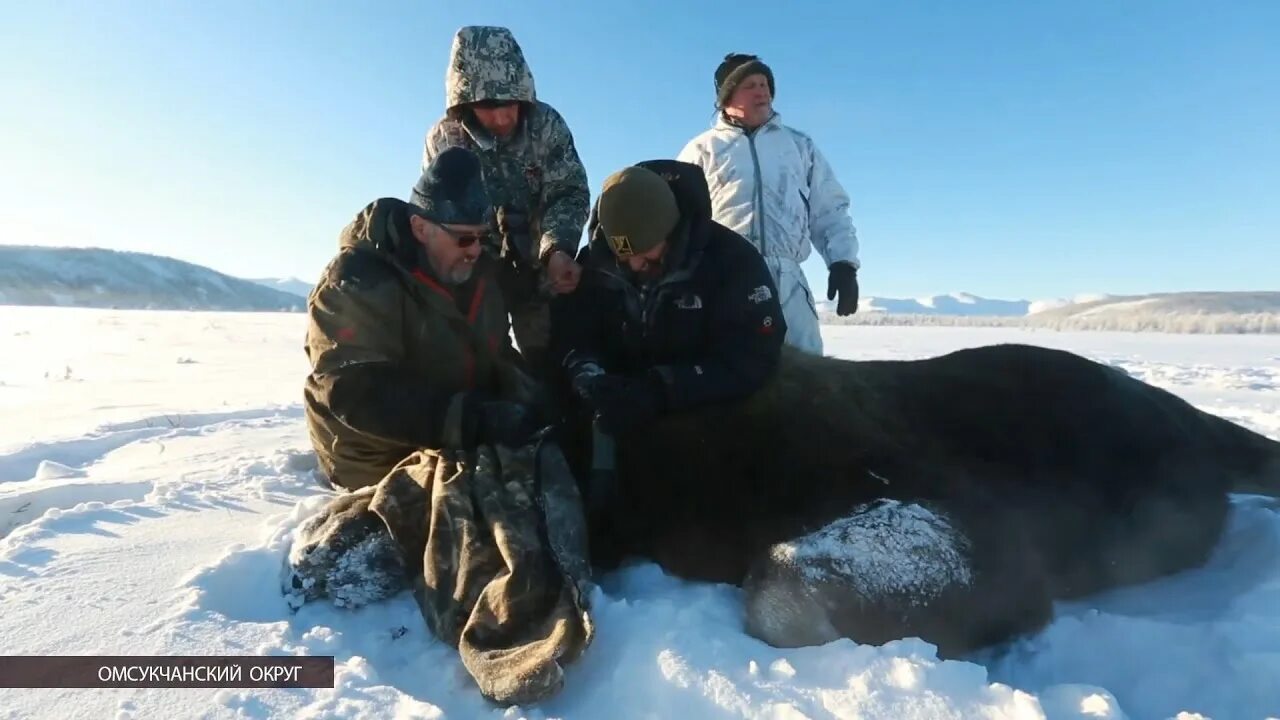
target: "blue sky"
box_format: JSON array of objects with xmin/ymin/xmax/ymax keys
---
[{"xmin": 2, "ymin": 1, "xmax": 1276, "ymax": 301}]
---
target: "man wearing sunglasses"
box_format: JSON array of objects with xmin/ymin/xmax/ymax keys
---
[
  {"xmin": 415, "ymin": 25, "xmax": 590, "ymax": 382},
  {"xmin": 299, "ymin": 148, "xmax": 596, "ymax": 702},
  {"xmin": 306, "ymin": 147, "xmax": 544, "ymax": 493}
]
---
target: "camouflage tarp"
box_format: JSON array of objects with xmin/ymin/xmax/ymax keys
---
[{"xmin": 284, "ymin": 436, "xmax": 593, "ymax": 705}]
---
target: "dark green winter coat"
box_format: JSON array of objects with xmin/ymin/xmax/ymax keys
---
[
  {"xmin": 294, "ymin": 198, "xmax": 596, "ymax": 700},
  {"xmin": 305, "ymin": 198, "xmax": 531, "ymax": 491}
]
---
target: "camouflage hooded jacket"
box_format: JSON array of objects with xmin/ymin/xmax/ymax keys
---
[
  {"xmin": 418, "ymin": 26, "xmax": 590, "ymax": 264},
  {"xmin": 304, "ymin": 198, "xmax": 530, "ymax": 491}
]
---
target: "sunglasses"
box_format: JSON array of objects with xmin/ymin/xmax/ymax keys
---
[{"xmin": 438, "ymin": 224, "xmax": 486, "ymax": 248}]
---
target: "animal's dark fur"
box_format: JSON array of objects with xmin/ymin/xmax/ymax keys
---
[{"xmin": 561, "ymin": 343, "xmax": 1280, "ymax": 655}]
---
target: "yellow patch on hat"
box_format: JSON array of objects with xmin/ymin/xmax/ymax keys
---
[{"xmin": 609, "ymin": 235, "xmax": 634, "ymax": 257}]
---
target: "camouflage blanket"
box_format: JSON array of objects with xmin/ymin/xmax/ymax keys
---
[{"xmin": 283, "ymin": 438, "xmax": 594, "ymax": 705}]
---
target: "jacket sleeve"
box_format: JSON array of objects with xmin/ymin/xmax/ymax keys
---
[
  {"xmin": 800, "ymin": 133, "xmax": 861, "ymax": 269},
  {"xmin": 652, "ymin": 241, "xmax": 785, "ymax": 410},
  {"xmin": 676, "ymin": 135, "xmax": 707, "ymax": 168},
  {"xmin": 307, "ymin": 256, "xmax": 462, "ymax": 448},
  {"xmin": 549, "ymin": 245, "xmax": 611, "ymax": 373},
  {"xmin": 535, "ymin": 106, "xmax": 591, "ymax": 260}
]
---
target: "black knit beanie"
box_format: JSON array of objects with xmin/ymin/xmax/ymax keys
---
[
  {"xmin": 409, "ymin": 146, "xmax": 492, "ymax": 226},
  {"xmin": 714, "ymin": 53, "xmax": 775, "ymax": 108}
]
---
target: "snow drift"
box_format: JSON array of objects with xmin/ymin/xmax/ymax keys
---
[{"xmin": 2, "ymin": 310, "xmax": 1279, "ymax": 718}]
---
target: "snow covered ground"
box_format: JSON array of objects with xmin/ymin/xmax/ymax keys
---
[{"xmin": 1, "ymin": 306, "xmax": 1278, "ymax": 720}]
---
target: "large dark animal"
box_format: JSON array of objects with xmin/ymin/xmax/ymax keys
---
[{"xmin": 561, "ymin": 343, "xmax": 1280, "ymax": 656}]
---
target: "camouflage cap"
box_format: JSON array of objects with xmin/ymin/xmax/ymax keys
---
[
  {"xmin": 597, "ymin": 167, "xmax": 679, "ymax": 258},
  {"xmin": 410, "ymin": 147, "xmax": 493, "ymax": 227},
  {"xmin": 446, "ymin": 26, "xmax": 537, "ymax": 113}
]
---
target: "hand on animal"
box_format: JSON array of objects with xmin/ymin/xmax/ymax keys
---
[
  {"xmin": 546, "ymin": 250, "xmax": 582, "ymax": 295},
  {"xmin": 827, "ymin": 262, "xmax": 859, "ymax": 316},
  {"xmin": 568, "ymin": 358, "xmax": 607, "ymax": 402},
  {"xmin": 580, "ymin": 374, "xmax": 665, "ymax": 436}
]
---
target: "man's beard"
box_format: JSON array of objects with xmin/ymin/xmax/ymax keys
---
[{"xmin": 428, "ymin": 254, "xmax": 475, "ymax": 286}]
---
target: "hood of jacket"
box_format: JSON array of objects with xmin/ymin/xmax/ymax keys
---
[
  {"xmin": 339, "ymin": 198, "xmax": 421, "ymax": 262},
  {"xmin": 445, "ymin": 26, "xmax": 537, "ymax": 116}
]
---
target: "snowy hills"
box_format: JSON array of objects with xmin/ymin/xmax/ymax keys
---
[
  {"xmin": 854, "ymin": 292, "xmax": 1033, "ymax": 316},
  {"xmin": 1032, "ymin": 291, "xmax": 1280, "ymax": 320},
  {"xmin": 248, "ymin": 277, "xmax": 315, "ymax": 299},
  {"xmin": 1026, "ymin": 292, "xmax": 1280, "ymax": 333},
  {"xmin": 817, "ymin": 293, "xmax": 1106, "ymax": 317},
  {"xmin": 827, "ymin": 291, "xmax": 1280, "ymax": 333},
  {"xmin": 4, "ymin": 246, "xmax": 1274, "ymax": 333},
  {"xmin": 0, "ymin": 246, "xmax": 305, "ymax": 312}
]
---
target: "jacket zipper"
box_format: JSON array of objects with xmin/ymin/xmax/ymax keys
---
[{"xmin": 746, "ymin": 130, "xmax": 767, "ymax": 257}]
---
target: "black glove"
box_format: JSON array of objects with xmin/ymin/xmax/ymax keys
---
[
  {"xmin": 465, "ymin": 398, "xmax": 544, "ymax": 449},
  {"xmin": 576, "ymin": 373, "xmax": 666, "ymax": 437},
  {"xmin": 567, "ymin": 357, "xmax": 606, "ymax": 402},
  {"xmin": 827, "ymin": 262, "xmax": 859, "ymax": 316}
]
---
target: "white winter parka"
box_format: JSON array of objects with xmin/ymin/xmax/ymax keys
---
[
  {"xmin": 678, "ymin": 113, "xmax": 859, "ymax": 353},
  {"xmin": 678, "ymin": 113, "xmax": 859, "ymax": 268}
]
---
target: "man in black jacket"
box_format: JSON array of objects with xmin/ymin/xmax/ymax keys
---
[
  {"xmin": 553, "ymin": 159, "xmax": 785, "ymax": 485},
  {"xmin": 552, "ymin": 160, "xmax": 785, "ymax": 551}
]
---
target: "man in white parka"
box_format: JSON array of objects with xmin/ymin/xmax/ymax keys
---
[{"xmin": 678, "ymin": 53, "xmax": 860, "ymax": 355}]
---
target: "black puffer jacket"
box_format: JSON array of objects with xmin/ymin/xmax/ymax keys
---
[{"xmin": 552, "ymin": 160, "xmax": 785, "ymax": 411}]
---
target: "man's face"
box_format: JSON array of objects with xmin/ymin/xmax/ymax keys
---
[
  {"xmin": 724, "ymin": 74, "xmax": 773, "ymax": 128},
  {"xmin": 624, "ymin": 241, "xmax": 668, "ymax": 281},
  {"xmin": 471, "ymin": 101, "xmax": 520, "ymax": 139},
  {"xmin": 422, "ymin": 220, "xmax": 486, "ymax": 285}
]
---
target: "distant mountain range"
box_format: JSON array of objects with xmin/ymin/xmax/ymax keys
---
[
  {"xmin": 3, "ymin": 247, "xmax": 1276, "ymax": 333},
  {"xmin": 852, "ymin": 292, "xmax": 1033, "ymax": 316},
  {"xmin": 813, "ymin": 292, "xmax": 1123, "ymax": 317},
  {"xmin": 1029, "ymin": 291, "xmax": 1280, "ymax": 319},
  {"xmin": 0, "ymin": 246, "xmax": 305, "ymax": 312},
  {"xmin": 247, "ymin": 277, "xmax": 314, "ymax": 299},
  {"xmin": 824, "ymin": 291, "xmax": 1280, "ymax": 333}
]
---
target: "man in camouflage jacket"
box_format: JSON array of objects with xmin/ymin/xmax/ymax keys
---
[{"xmin": 414, "ymin": 25, "xmax": 590, "ymax": 381}]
